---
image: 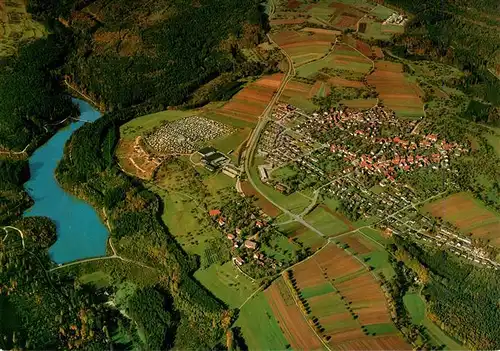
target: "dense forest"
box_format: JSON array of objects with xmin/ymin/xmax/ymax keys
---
[
  {"xmin": 0, "ymin": 219, "xmax": 126, "ymax": 350},
  {"xmin": 0, "ymin": 33, "xmax": 77, "ymax": 151},
  {"xmin": 0, "ymin": 159, "xmax": 31, "ymax": 224},
  {"xmin": 28, "ymin": 0, "xmax": 271, "ymax": 111},
  {"xmin": 391, "ymin": 236, "xmax": 500, "ymax": 350}
]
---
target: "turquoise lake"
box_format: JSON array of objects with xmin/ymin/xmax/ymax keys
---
[{"xmin": 23, "ymin": 99, "xmax": 109, "ymax": 264}]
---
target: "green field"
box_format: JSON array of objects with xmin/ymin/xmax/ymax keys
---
[
  {"xmin": 364, "ymin": 323, "xmax": 399, "ymax": 335},
  {"xmin": 0, "ymin": 0, "xmax": 47, "ymax": 57},
  {"xmin": 157, "ymin": 190, "xmax": 219, "ymax": 255},
  {"xmin": 208, "ymin": 127, "xmax": 251, "ymax": 159},
  {"xmin": 303, "ymin": 207, "xmax": 350, "ymax": 237},
  {"xmin": 300, "ymin": 282, "xmax": 335, "ymax": 299},
  {"xmin": 296, "ymin": 47, "xmax": 372, "ymax": 78},
  {"xmin": 79, "ymin": 271, "xmax": 111, "ymax": 288},
  {"xmin": 261, "ymin": 235, "xmax": 301, "ymax": 262},
  {"xmin": 370, "ymin": 4, "xmax": 395, "ymax": 20},
  {"xmin": 235, "ymin": 291, "xmax": 289, "ymax": 350},
  {"xmin": 359, "ymin": 227, "xmax": 390, "ymax": 245},
  {"xmin": 403, "ymin": 293, "xmax": 425, "ymax": 324},
  {"xmin": 358, "ymin": 19, "xmax": 395, "ymax": 41},
  {"xmin": 309, "ymin": 292, "xmax": 348, "ymax": 317},
  {"xmin": 279, "ymin": 221, "xmax": 326, "ymax": 250},
  {"xmin": 194, "ymin": 262, "xmax": 256, "ymax": 308},
  {"xmin": 249, "ymin": 166, "xmax": 311, "ymax": 214}
]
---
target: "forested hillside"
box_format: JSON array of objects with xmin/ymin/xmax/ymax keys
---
[
  {"xmin": 28, "ymin": 0, "xmax": 271, "ymax": 111},
  {"xmin": 392, "ymin": 236, "xmax": 500, "ymax": 350},
  {"xmin": 384, "ymin": 0, "xmax": 500, "ymax": 125},
  {"xmin": 0, "ymin": 33, "xmax": 77, "ymax": 151}
]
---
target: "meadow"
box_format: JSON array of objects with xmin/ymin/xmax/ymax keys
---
[
  {"xmin": 234, "ymin": 291, "xmax": 290, "ymax": 350},
  {"xmin": 279, "ymin": 222, "xmax": 324, "ymax": 251},
  {"xmin": 303, "ymin": 206, "xmax": 352, "ymax": 237},
  {"xmin": 194, "ymin": 262, "xmax": 256, "ymax": 308}
]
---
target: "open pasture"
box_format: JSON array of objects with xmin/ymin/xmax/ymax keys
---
[
  {"xmin": 304, "ymin": 206, "xmax": 353, "ymax": 237},
  {"xmin": 265, "ymin": 278, "xmax": 323, "ymax": 350},
  {"xmin": 194, "ymin": 262, "xmax": 256, "ymax": 308},
  {"xmin": 423, "ymin": 192, "xmax": 500, "ymax": 247},
  {"xmin": 367, "ymin": 61, "xmax": 424, "ymax": 117},
  {"xmin": 0, "ymin": 0, "xmax": 46, "ymax": 57},
  {"xmin": 235, "ymin": 291, "xmax": 289, "ymax": 350},
  {"xmin": 216, "ymin": 74, "xmax": 283, "ymax": 124},
  {"xmin": 279, "ymin": 221, "xmax": 326, "ymax": 251}
]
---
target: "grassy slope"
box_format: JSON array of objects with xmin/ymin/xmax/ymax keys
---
[
  {"xmin": 235, "ymin": 292, "xmax": 289, "ymax": 350},
  {"xmin": 194, "ymin": 262, "xmax": 256, "ymax": 308}
]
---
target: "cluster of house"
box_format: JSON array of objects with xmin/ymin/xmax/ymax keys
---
[
  {"xmin": 327, "ymin": 176, "xmax": 418, "ymax": 217},
  {"xmin": 299, "ymin": 106, "xmax": 468, "ymax": 182},
  {"xmin": 380, "ymin": 207, "xmax": 500, "ymax": 269},
  {"xmin": 254, "ymin": 103, "xmax": 497, "ymax": 268},
  {"xmin": 208, "ymin": 208, "xmax": 281, "ymax": 270},
  {"xmin": 145, "ymin": 116, "xmax": 234, "ymax": 155},
  {"xmin": 383, "ymin": 12, "xmax": 408, "ymax": 26},
  {"xmin": 257, "ymin": 105, "xmax": 327, "ymax": 182}
]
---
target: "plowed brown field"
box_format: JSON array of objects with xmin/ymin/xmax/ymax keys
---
[
  {"xmin": 217, "ymin": 74, "xmax": 284, "ymax": 124},
  {"xmin": 424, "ymin": 192, "xmax": 500, "ymax": 247},
  {"xmin": 367, "ymin": 61, "xmax": 423, "ymax": 115},
  {"xmin": 240, "ymin": 181, "xmax": 281, "ymax": 217},
  {"xmin": 265, "ymin": 281, "xmax": 323, "ymax": 350},
  {"xmin": 342, "ymin": 235, "xmax": 373, "ymax": 254},
  {"xmin": 337, "ymin": 336, "xmax": 411, "ymax": 350}
]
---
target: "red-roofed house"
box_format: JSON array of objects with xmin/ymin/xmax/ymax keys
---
[{"xmin": 209, "ymin": 209, "xmax": 221, "ymax": 217}]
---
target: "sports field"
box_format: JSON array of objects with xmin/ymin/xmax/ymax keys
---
[{"xmin": 423, "ymin": 192, "xmax": 500, "ymax": 248}]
